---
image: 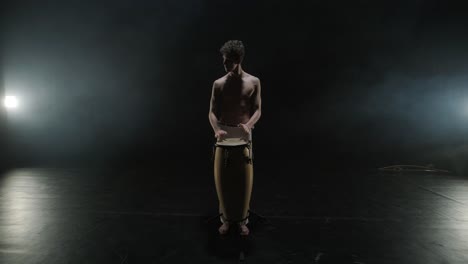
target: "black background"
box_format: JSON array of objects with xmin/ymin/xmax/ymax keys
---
[{"xmin": 2, "ymin": 0, "xmax": 468, "ymax": 173}]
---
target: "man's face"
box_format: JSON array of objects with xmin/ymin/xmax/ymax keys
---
[{"xmin": 223, "ymin": 55, "xmax": 240, "ymax": 72}]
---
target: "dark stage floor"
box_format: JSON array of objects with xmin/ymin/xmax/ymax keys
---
[{"xmin": 1, "ymin": 159, "xmax": 468, "ymax": 263}]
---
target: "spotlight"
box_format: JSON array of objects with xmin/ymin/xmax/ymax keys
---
[{"xmin": 3, "ymin": 96, "xmax": 19, "ymax": 109}]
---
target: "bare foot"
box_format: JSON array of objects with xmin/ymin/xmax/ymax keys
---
[
  {"xmin": 218, "ymin": 222, "xmax": 230, "ymax": 235},
  {"xmin": 240, "ymin": 224, "xmax": 249, "ymax": 236}
]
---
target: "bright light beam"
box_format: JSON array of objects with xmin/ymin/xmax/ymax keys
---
[
  {"xmin": 3, "ymin": 96, "xmax": 19, "ymax": 109},
  {"xmin": 465, "ymin": 101, "xmax": 468, "ymax": 117}
]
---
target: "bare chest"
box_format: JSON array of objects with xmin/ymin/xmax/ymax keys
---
[{"xmin": 219, "ymin": 82, "xmax": 255, "ymax": 103}]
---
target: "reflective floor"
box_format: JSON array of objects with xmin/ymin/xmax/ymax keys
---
[{"xmin": 1, "ymin": 160, "xmax": 468, "ymax": 263}]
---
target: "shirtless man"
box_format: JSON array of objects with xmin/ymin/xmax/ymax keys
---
[{"xmin": 208, "ymin": 40, "xmax": 262, "ymax": 235}]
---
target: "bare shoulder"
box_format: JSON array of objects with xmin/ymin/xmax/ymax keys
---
[
  {"xmin": 213, "ymin": 75, "xmax": 228, "ymax": 88},
  {"xmin": 243, "ymin": 72, "xmax": 261, "ymax": 86},
  {"xmin": 244, "ymin": 72, "xmax": 260, "ymax": 84}
]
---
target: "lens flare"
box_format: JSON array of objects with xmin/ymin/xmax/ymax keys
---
[{"xmin": 3, "ymin": 96, "xmax": 19, "ymax": 109}]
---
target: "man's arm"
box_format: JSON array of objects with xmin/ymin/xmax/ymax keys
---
[
  {"xmin": 245, "ymin": 78, "xmax": 262, "ymax": 130},
  {"xmin": 208, "ymin": 81, "xmax": 221, "ymax": 133}
]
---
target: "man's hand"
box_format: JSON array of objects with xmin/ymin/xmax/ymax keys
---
[
  {"xmin": 238, "ymin": 123, "xmax": 251, "ymax": 136},
  {"xmin": 215, "ymin": 130, "xmax": 228, "ymax": 140}
]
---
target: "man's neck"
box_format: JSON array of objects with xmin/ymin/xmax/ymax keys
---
[{"xmin": 230, "ymin": 65, "xmax": 244, "ymax": 77}]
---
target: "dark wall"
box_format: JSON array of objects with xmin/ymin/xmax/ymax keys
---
[
  {"xmin": 1, "ymin": 2, "xmax": 6, "ymax": 170},
  {"xmin": 2, "ymin": 1, "xmax": 468, "ymax": 173}
]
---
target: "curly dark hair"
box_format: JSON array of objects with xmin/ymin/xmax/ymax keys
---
[{"xmin": 220, "ymin": 40, "xmax": 245, "ymax": 62}]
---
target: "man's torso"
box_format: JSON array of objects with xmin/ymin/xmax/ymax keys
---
[{"xmin": 215, "ymin": 73, "xmax": 257, "ymax": 125}]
